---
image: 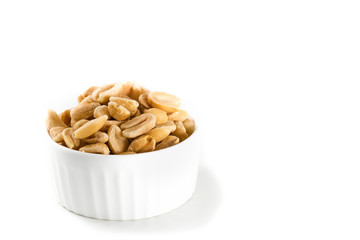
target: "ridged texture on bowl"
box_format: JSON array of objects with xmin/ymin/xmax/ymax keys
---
[{"xmin": 50, "ymin": 130, "xmax": 200, "ymax": 220}]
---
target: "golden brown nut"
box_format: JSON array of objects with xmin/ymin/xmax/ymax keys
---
[
  {"xmin": 72, "ymin": 119, "xmax": 89, "ymax": 130},
  {"xmin": 94, "ymin": 105, "xmax": 111, "ymax": 119},
  {"xmin": 138, "ymin": 94, "xmax": 151, "ymax": 108},
  {"xmin": 108, "ymin": 102, "xmax": 131, "ymax": 121},
  {"xmin": 96, "ymin": 82, "xmax": 123, "ymax": 104},
  {"xmin": 182, "ymin": 118, "xmax": 195, "ymax": 136},
  {"xmin": 99, "ymin": 120, "xmax": 123, "ymax": 132},
  {"xmin": 59, "ymin": 109, "xmax": 71, "ymax": 126},
  {"xmin": 49, "ymin": 126, "xmax": 66, "ymax": 142},
  {"xmin": 46, "ymin": 109, "xmax": 67, "ymax": 131},
  {"xmin": 144, "ymin": 108, "xmax": 168, "ymax": 124},
  {"xmin": 121, "ymin": 113, "xmax": 156, "ymax": 138},
  {"xmin": 171, "ymin": 121, "xmax": 188, "ymax": 142},
  {"xmin": 62, "ymin": 128, "xmax": 81, "ymax": 149},
  {"xmin": 79, "ymin": 143, "xmax": 110, "ymax": 155},
  {"xmin": 83, "ymin": 131, "xmax": 109, "ymax": 144},
  {"xmin": 155, "ymin": 136, "xmax": 180, "ymax": 150},
  {"xmin": 70, "ymin": 96, "xmax": 100, "ymax": 121},
  {"xmin": 107, "ymin": 125, "xmax": 129, "ymax": 154},
  {"xmin": 168, "ymin": 110, "xmax": 188, "ymax": 122},
  {"xmin": 148, "ymin": 92, "xmax": 181, "ymax": 113},
  {"xmin": 91, "ymin": 83, "xmax": 115, "ymax": 102},
  {"xmin": 109, "ymin": 97, "xmax": 139, "ymax": 116},
  {"xmin": 73, "ymin": 115, "xmax": 108, "ymax": 139},
  {"xmin": 128, "ymin": 135, "xmax": 156, "ymax": 153},
  {"xmin": 147, "ymin": 121, "xmax": 176, "ymax": 142}
]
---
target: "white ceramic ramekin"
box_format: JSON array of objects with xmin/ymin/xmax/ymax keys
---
[{"xmin": 47, "ymin": 124, "xmax": 200, "ymax": 220}]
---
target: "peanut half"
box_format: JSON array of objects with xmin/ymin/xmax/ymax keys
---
[
  {"xmin": 79, "ymin": 143, "xmax": 110, "ymax": 155},
  {"xmin": 110, "ymin": 97, "xmax": 139, "ymax": 116},
  {"xmin": 147, "ymin": 121, "xmax": 176, "ymax": 142},
  {"xmin": 171, "ymin": 121, "xmax": 188, "ymax": 142},
  {"xmin": 73, "ymin": 115, "xmax": 108, "ymax": 139},
  {"xmin": 155, "ymin": 135, "xmax": 180, "ymax": 150},
  {"xmin": 94, "ymin": 105, "xmax": 111, "ymax": 119},
  {"xmin": 46, "ymin": 109, "xmax": 67, "ymax": 131},
  {"xmin": 128, "ymin": 135, "xmax": 156, "ymax": 153},
  {"xmin": 182, "ymin": 118, "xmax": 195, "ymax": 136},
  {"xmin": 168, "ymin": 110, "xmax": 188, "ymax": 122},
  {"xmin": 107, "ymin": 125, "xmax": 129, "ymax": 154},
  {"xmin": 62, "ymin": 128, "xmax": 81, "ymax": 149},
  {"xmin": 70, "ymin": 96, "xmax": 100, "ymax": 121},
  {"xmin": 108, "ymin": 102, "xmax": 130, "ymax": 121},
  {"xmin": 121, "ymin": 113, "xmax": 156, "ymax": 138},
  {"xmin": 144, "ymin": 108, "xmax": 168, "ymax": 124},
  {"xmin": 83, "ymin": 131, "xmax": 109, "ymax": 144},
  {"xmin": 148, "ymin": 91, "xmax": 181, "ymax": 113}
]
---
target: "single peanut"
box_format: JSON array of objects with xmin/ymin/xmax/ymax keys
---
[
  {"xmin": 59, "ymin": 109, "xmax": 71, "ymax": 126},
  {"xmin": 107, "ymin": 125, "xmax": 129, "ymax": 154},
  {"xmin": 70, "ymin": 96, "xmax": 100, "ymax": 121},
  {"xmin": 109, "ymin": 97, "xmax": 139, "ymax": 116},
  {"xmin": 79, "ymin": 143, "xmax": 110, "ymax": 155},
  {"xmin": 83, "ymin": 131, "xmax": 109, "ymax": 144},
  {"xmin": 147, "ymin": 121, "xmax": 176, "ymax": 142},
  {"xmin": 121, "ymin": 113, "xmax": 156, "ymax": 138},
  {"xmin": 46, "ymin": 109, "xmax": 67, "ymax": 131},
  {"xmin": 144, "ymin": 108, "xmax": 168, "ymax": 124},
  {"xmin": 182, "ymin": 118, "xmax": 195, "ymax": 136},
  {"xmin": 155, "ymin": 135, "xmax": 180, "ymax": 150},
  {"xmin": 96, "ymin": 82, "xmax": 123, "ymax": 104},
  {"xmin": 168, "ymin": 110, "xmax": 188, "ymax": 122},
  {"xmin": 72, "ymin": 119, "xmax": 89, "ymax": 130},
  {"xmin": 91, "ymin": 83, "xmax": 115, "ymax": 102},
  {"xmin": 108, "ymin": 102, "xmax": 130, "ymax": 121},
  {"xmin": 171, "ymin": 121, "xmax": 188, "ymax": 142},
  {"xmin": 73, "ymin": 115, "xmax": 108, "ymax": 139},
  {"xmin": 148, "ymin": 91, "xmax": 181, "ymax": 113},
  {"xmin": 94, "ymin": 105, "xmax": 111, "ymax": 119},
  {"xmin": 128, "ymin": 135, "xmax": 156, "ymax": 153},
  {"xmin": 49, "ymin": 126, "xmax": 66, "ymax": 142},
  {"xmin": 62, "ymin": 128, "xmax": 81, "ymax": 149},
  {"xmin": 138, "ymin": 94, "xmax": 151, "ymax": 108}
]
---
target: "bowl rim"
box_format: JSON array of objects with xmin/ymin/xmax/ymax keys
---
[{"xmin": 46, "ymin": 121, "xmax": 199, "ymax": 159}]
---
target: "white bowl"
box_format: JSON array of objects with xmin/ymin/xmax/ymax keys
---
[{"xmin": 47, "ymin": 123, "xmax": 200, "ymax": 220}]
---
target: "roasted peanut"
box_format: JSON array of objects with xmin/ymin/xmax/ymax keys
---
[
  {"xmin": 138, "ymin": 94, "xmax": 151, "ymax": 108},
  {"xmin": 128, "ymin": 82, "xmax": 142, "ymax": 101},
  {"xmin": 49, "ymin": 126, "xmax": 66, "ymax": 142},
  {"xmin": 94, "ymin": 105, "xmax": 111, "ymax": 119},
  {"xmin": 91, "ymin": 83, "xmax": 115, "ymax": 102},
  {"xmin": 148, "ymin": 92, "xmax": 181, "ymax": 113},
  {"xmin": 70, "ymin": 96, "xmax": 100, "ymax": 121},
  {"xmin": 182, "ymin": 118, "xmax": 195, "ymax": 136},
  {"xmin": 144, "ymin": 108, "xmax": 168, "ymax": 124},
  {"xmin": 99, "ymin": 120, "xmax": 123, "ymax": 132},
  {"xmin": 46, "ymin": 109, "xmax": 67, "ymax": 131},
  {"xmin": 109, "ymin": 97, "xmax": 139, "ymax": 116},
  {"xmin": 83, "ymin": 86, "xmax": 98, "ymax": 97},
  {"xmin": 121, "ymin": 113, "xmax": 156, "ymax": 138},
  {"xmin": 118, "ymin": 81, "xmax": 134, "ymax": 96},
  {"xmin": 62, "ymin": 128, "xmax": 81, "ymax": 149},
  {"xmin": 79, "ymin": 143, "xmax": 110, "ymax": 155},
  {"xmin": 168, "ymin": 110, "xmax": 188, "ymax": 122},
  {"xmin": 72, "ymin": 119, "xmax": 89, "ymax": 130},
  {"xmin": 155, "ymin": 136, "xmax": 180, "ymax": 150},
  {"xmin": 96, "ymin": 82, "xmax": 123, "ymax": 104},
  {"xmin": 128, "ymin": 135, "xmax": 156, "ymax": 153},
  {"xmin": 83, "ymin": 131, "xmax": 109, "ymax": 144},
  {"xmin": 73, "ymin": 115, "xmax": 108, "ymax": 139},
  {"xmin": 147, "ymin": 121, "xmax": 176, "ymax": 142},
  {"xmin": 171, "ymin": 121, "xmax": 188, "ymax": 142},
  {"xmin": 107, "ymin": 125, "xmax": 129, "ymax": 154},
  {"xmin": 108, "ymin": 102, "xmax": 130, "ymax": 121},
  {"xmin": 59, "ymin": 109, "xmax": 71, "ymax": 126}
]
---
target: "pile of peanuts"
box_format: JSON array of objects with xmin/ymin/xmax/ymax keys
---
[{"xmin": 46, "ymin": 81, "xmax": 195, "ymax": 155}]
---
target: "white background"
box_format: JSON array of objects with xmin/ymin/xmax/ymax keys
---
[{"xmin": 1, "ymin": 0, "xmax": 360, "ymax": 239}]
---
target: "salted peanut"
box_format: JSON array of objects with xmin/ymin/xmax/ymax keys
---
[
  {"xmin": 119, "ymin": 151, "xmax": 136, "ymax": 155},
  {"xmin": 107, "ymin": 125, "xmax": 129, "ymax": 154},
  {"xmin": 59, "ymin": 109, "xmax": 71, "ymax": 126},
  {"xmin": 148, "ymin": 92, "xmax": 181, "ymax": 113},
  {"xmin": 155, "ymin": 136, "xmax": 180, "ymax": 150},
  {"xmin": 96, "ymin": 82, "xmax": 123, "ymax": 104},
  {"xmin": 46, "ymin": 109, "xmax": 67, "ymax": 131},
  {"xmin": 83, "ymin": 131, "xmax": 109, "ymax": 144},
  {"xmin": 121, "ymin": 113, "xmax": 156, "ymax": 138},
  {"xmin": 168, "ymin": 110, "xmax": 188, "ymax": 122},
  {"xmin": 94, "ymin": 105, "xmax": 111, "ymax": 118},
  {"xmin": 73, "ymin": 115, "xmax": 108, "ymax": 139},
  {"xmin": 109, "ymin": 97, "xmax": 139, "ymax": 116},
  {"xmin": 72, "ymin": 119, "xmax": 89, "ymax": 130},
  {"xmin": 99, "ymin": 120, "xmax": 123, "ymax": 132},
  {"xmin": 62, "ymin": 128, "xmax": 81, "ymax": 149},
  {"xmin": 83, "ymin": 86, "xmax": 98, "ymax": 97},
  {"xmin": 138, "ymin": 94, "xmax": 151, "ymax": 108},
  {"xmin": 128, "ymin": 135, "xmax": 156, "ymax": 153},
  {"xmin": 156, "ymin": 121, "xmax": 176, "ymax": 132},
  {"xmin": 108, "ymin": 102, "xmax": 130, "ymax": 121},
  {"xmin": 129, "ymin": 82, "xmax": 142, "ymax": 101},
  {"xmin": 182, "ymin": 118, "xmax": 195, "ymax": 136},
  {"xmin": 91, "ymin": 83, "xmax": 115, "ymax": 102},
  {"xmin": 144, "ymin": 108, "xmax": 168, "ymax": 124},
  {"xmin": 70, "ymin": 96, "xmax": 100, "ymax": 121},
  {"xmin": 49, "ymin": 126, "xmax": 66, "ymax": 142},
  {"xmin": 146, "ymin": 127, "xmax": 172, "ymax": 142},
  {"xmin": 171, "ymin": 121, "xmax": 188, "ymax": 142},
  {"xmin": 79, "ymin": 143, "xmax": 110, "ymax": 155},
  {"xmin": 118, "ymin": 81, "xmax": 134, "ymax": 96}
]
